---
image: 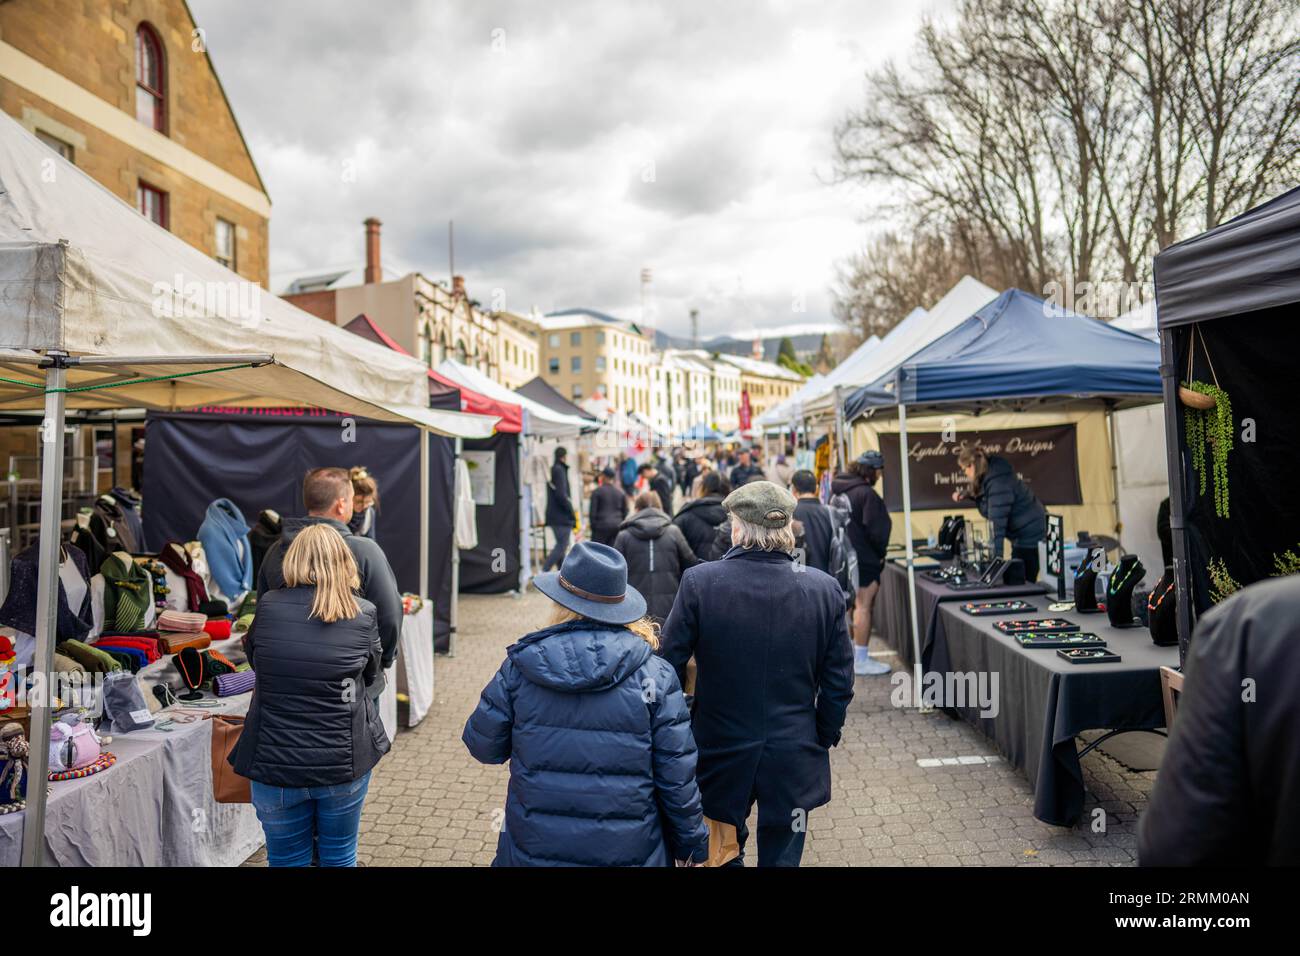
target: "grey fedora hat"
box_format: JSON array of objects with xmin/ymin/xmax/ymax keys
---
[{"xmin": 533, "ymin": 541, "xmax": 647, "ymax": 625}]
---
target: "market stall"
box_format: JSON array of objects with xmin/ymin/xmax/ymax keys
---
[
  {"xmin": 1152, "ymin": 185, "xmax": 1300, "ymax": 658},
  {"xmin": 0, "ymin": 111, "xmax": 494, "ymax": 866},
  {"xmin": 844, "ymin": 288, "xmax": 1162, "ymax": 713}
]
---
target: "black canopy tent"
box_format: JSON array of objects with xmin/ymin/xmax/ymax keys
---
[
  {"xmin": 1153, "ymin": 186, "xmax": 1300, "ymax": 661},
  {"xmin": 141, "ymin": 408, "xmax": 458, "ymax": 649}
]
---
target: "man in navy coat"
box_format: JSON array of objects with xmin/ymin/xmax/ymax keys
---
[{"xmin": 661, "ymin": 480, "xmax": 855, "ymax": 866}]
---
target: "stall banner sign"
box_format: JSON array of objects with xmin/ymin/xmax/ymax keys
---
[
  {"xmin": 738, "ymin": 391, "xmax": 752, "ymax": 432},
  {"xmin": 461, "ymin": 450, "xmax": 496, "ymax": 506},
  {"xmin": 878, "ymin": 424, "xmax": 1082, "ymax": 511}
]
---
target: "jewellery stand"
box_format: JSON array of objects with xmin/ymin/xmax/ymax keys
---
[
  {"xmin": 176, "ymin": 646, "xmax": 205, "ymax": 702},
  {"xmin": 1073, "ymin": 546, "xmax": 1107, "ymax": 612},
  {"xmin": 1106, "ymin": 555, "xmax": 1145, "ymax": 628}
]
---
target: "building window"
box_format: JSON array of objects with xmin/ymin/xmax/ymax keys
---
[
  {"xmin": 548, "ymin": 333, "xmax": 560, "ymax": 348},
  {"xmin": 135, "ymin": 23, "xmax": 166, "ymax": 133},
  {"xmin": 549, "ymin": 357, "xmax": 560, "ymax": 374},
  {"xmin": 571, "ymin": 384, "xmax": 584, "ymax": 400},
  {"xmin": 595, "ymin": 356, "xmax": 606, "ymax": 372},
  {"xmin": 571, "ymin": 356, "xmax": 582, "ymax": 373},
  {"xmin": 570, "ymin": 331, "xmax": 581, "ymax": 347},
  {"xmin": 215, "ymin": 218, "xmax": 236, "ymax": 270},
  {"xmin": 596, "ymin": 331, "xmax": 605, "ymax": 345},
  {"xmin": 137, "ymin": 181, "xmax": 168, "ymax": 228},
  {"xmin": 35, "ymin": 130, "xmax": 74, "ymax": 162}
]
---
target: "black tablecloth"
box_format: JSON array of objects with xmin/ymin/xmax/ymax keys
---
[
  {"xmin": 876, "ymin": 560, "xmax": 1049, "ymax": 669},
  {"xmin": 934, "ymin": 597, "xmax": 1178, "ymax": 826}
]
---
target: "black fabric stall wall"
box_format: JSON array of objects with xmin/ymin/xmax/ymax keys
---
[
  {"xmin": 1174, "ymin": 305, "xmax": 1300, "ymax": 614},
  {"xmin": 141, "ymin": 409, "xmax": 456, "ymax": 648},
  {"xmin": 459, "ymin": 431, "xmax": 521, "ymax": 594}
]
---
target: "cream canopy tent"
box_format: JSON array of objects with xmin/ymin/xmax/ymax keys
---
[
  {"xmin": 0, "ymin": 112, "xmax": 498, "ymax": 865},
  {"xmin": 435, "ymin": 359, "xmax": 592, "ymax": 439}
]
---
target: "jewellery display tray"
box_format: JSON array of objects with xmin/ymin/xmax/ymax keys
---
[
  {"xmin": 1056, "ymin": 647, "xmax": 1122, "ymax": 664},
  {"xmin": 994, "ymin": 618, "xmax": 1081, "ymax": 634},
  {"xmin": 960, "ymin": 600, "xmax": 1035, "ymax": 616},
  {"xmin": 1014, "ymin": 632, "xmax": 1106, "ymax": 649}
]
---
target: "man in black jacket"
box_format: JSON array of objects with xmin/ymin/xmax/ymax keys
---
[
  {"xmin": 729, "ymin": 449, "xmax": 764, "ymax": 488},
  {"xmin": 256, "ymin": 467, "xmax": 403, "ymax": 698},
  {"xmin": 588, "ymin": 466, "xmax": 628, "ymax": 546},
  {"xmin": 661, "ymin": 480, "xmax": 854, "ymax": 867},
  {"xmin": 542, "ymin": 447, "xmax": 575, "ymax": 571},
  {"xmin": 1139, "ymin": 575, "xmax": 1300, "ymax": 865},
  {"xmin": 791, "ymin": 469, "xmax": 833, "ymax": 573},
  {"xmin": 640, "ymin": 463, "xmax": 675, "ymax": 515},
  {"xmin": 674, "ymin": 471, "xmax": 730, "ymax": 560}
]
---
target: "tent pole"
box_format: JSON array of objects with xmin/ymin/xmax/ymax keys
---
[
  {"xmin": 450, "ymin": 437, "xmax": 462, "ymax": 651},
  {"xmin": 518, "ymin": 415, "xmax": 529, "ymax": 597},
  {"xmin": 1159, "ymin": 325, "xmax": 1194, "ymax": 665},
  {"xmin": 897, "ymin": 395, "xmax": 926, "ymax": 711},
  {"xmin": 419, "ymin": 430, "xmax": 430, "ymax": 601},
  {"xmin": 21, "ymin": 355, "xmax": 67, "ymax": 867},
  {"xmin": 1106, "ymin": 402, "xmax": 1122, "ymax": 538}
]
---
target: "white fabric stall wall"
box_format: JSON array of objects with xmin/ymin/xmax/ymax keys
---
[{"xmin": 1113, "ymin": 404, "xmax": 1169, "ymax": 577}]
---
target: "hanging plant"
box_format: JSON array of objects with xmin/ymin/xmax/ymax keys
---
[
  {"xmin": 1178, "ymin": 326, "xmax": 1233, "ymax": 519},
  {"xmin": 1207, "ymin": 557, "xmax": 1241, "ymax": 604}
]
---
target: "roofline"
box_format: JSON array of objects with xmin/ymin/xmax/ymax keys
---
[{"xmin": 182, "ymin": 0, "xmax": 271, "ymax": 201}]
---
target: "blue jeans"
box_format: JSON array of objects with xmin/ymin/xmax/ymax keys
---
[{"xmin": 251, "ymin": 771, "xmax": 371, "ymax": 867}]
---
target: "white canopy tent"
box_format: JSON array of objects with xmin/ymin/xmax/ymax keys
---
[
  {"xmin": 436, "ymin": 359, "xmax": 590, "ymax": 439},
  {"xmin": 0, "ymin": 112, "xmax": 498, "ymax": 865},
  {"xmin": 757, "ymin": 332, "xmax": 887, "ymax": 429}
]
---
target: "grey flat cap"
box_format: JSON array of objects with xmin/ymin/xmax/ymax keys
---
[{"xmin": 722, "ymin": 480, "xmax": 797, "ymax": 529}]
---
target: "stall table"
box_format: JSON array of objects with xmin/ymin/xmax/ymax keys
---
[
  {"xmin": 876, "ymin": 559, "xmax": 1048, "ymax": 669},
  {"xmin": 933, "ymin": 596, "xmax": 1178, "ymax": 826},
  {"xmin": 0, "ymin": 637, "xmax": 260, "ymax": 866}
]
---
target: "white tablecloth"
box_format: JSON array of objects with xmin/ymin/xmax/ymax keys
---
[{"xmin": 378, "ymin": 604, "xmax": 435, "ymax": 741}]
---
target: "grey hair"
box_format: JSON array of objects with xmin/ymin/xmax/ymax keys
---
[{"xmin": 730, "ymin": 514, "xmax": 796, "ymax": 553}]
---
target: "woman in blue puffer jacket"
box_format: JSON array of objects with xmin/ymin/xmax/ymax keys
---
[{"xmin": 463, "ymin": 541, "xmax": 709, "ymax": 866}]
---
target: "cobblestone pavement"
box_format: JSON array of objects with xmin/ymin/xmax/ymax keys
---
[{"xmin": 246, "ymin": 588, "xmax": 1153, "ymax": 866}]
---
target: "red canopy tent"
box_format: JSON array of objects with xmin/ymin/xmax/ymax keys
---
[{"xmin": 343, "ymin": 314, "xmax": 522, "ymax": 432}]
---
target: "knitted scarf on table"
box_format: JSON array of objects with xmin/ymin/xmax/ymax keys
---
[
  {"xmin": 99, "ymin": 555, "xmax": 151, "ymax": 633},
  {"xmin": 196, "ymin": 499, "xmax": 253, "ymax": 599},
  {"xmin": 156, "ymin": 543, "xmax": 210, "ymax": 612}
]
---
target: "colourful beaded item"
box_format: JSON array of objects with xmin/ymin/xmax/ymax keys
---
[{"xmin": 48, "ymin": 751, "xmax": 116, "ymax": 781}]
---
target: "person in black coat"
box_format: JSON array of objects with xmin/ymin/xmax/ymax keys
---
[
  {"xmin": 673, "ymin": 471, "xmax": 731, "ymax": 560},
  {"xmin": 830, "ymin": 450, "xmax": 893, "ymax": 676},
  {"xmin": 661, "ymin": 481, "xmax": 854, "ymax": 867},
  {"xmin": 639, "ymin": 463, "xmax": 675, "ymax": 514},
  {"xmin": 791, "ymin": 469, "xmax": 833, "ymax": 573},
  {"xmin": 615, "ymin": 493, "xmax": 699, "ymax": 622},
  {"xmin": 257, "ymin": 467, "xmax": 403, "ymax": 698},
  {"xmin": 1139, "ymin": 575, "xmax": 1300, "ymax": 865},
  {"xmin": 231, "ymin": 524, "xmax": 390, "ymax": 867},
  {"xmin": 542, "ymin": 447, "xmax": 575, "ymax": 572},
  {"xmin": 729, "ymin": 449, "xmax": 764, "ymax": 488},
  {"xmin": 953, "ymin": 446, "xmax": 1046, "ymax": 580},
  {"xmin": 464, "ymin": 541, "xmax": 708, "ymax": 866},
  {"xmin": 588, "ymin": 466, "xmax": 628, "ymax": 547}
]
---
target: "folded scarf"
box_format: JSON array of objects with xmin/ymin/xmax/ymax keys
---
[
  {"xmin": 57, "ymin": 640, "xmax": 122, "ymax": 674},
  {"xmin": 157, "ymin": 609, "xmax": 207, "ymax": 633},
  {"xmin": 97, "ymin": 646, "xmax": 147, "ymax": 672},
  {"xmin": 93, "ymin": 636, "xmax": 161, "ymax": 664},
  {"xmin": 203, "ymin": 619, "xmax": 232, "ymax": 640},
  {"xmin": 213, "ymin": 669, "xmax": 255, "ymax": 697},
  {"xmin": 100, "ymin": 555, "xmax": 151, "ymax": 633},
  {"xmin": 196, "ymin": 498, "xmax": 253, "ymax": 599},
  {"xmin": 156, "ymin": 543, "xmax": 210, "ymax": 613}
]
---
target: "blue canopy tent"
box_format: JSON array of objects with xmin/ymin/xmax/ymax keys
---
[
  {"xmin": 681, "ymin": 423, "xmax": 724, "ymax": 442},
  {"xmin": 843, "ymin": 289, "xmax": 1163, "ymax": 704}
]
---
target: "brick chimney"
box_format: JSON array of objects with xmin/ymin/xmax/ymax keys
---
[
  {"xmin": 364, "ymin": 217, "xmax": 382, "ymax": 284},
  {"xmin": 452, "ymin": 275, "xmax": 466, "ymax": 298}
]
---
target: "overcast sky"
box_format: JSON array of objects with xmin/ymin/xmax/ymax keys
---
[{"xmin": 189, "ymin": 1, "xmax": 948, "ymax": 338}]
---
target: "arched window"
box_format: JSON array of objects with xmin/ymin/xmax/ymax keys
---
[
  {"xmin": 455, "ymin": 340, "xmax": 468, "ymax": 364},
  {"xmin": 135, "ymin": 24, "xmax": 166, "ymax": 132}
]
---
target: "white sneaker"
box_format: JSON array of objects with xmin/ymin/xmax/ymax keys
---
[{"xmin": 854, "ymin": 647, "xmax": 891, "ymax": 676}]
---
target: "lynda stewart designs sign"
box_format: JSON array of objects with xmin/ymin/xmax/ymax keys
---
[{"xmin": 878, "ymin": 425, "xmax": 1081, "ymax": 511}]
